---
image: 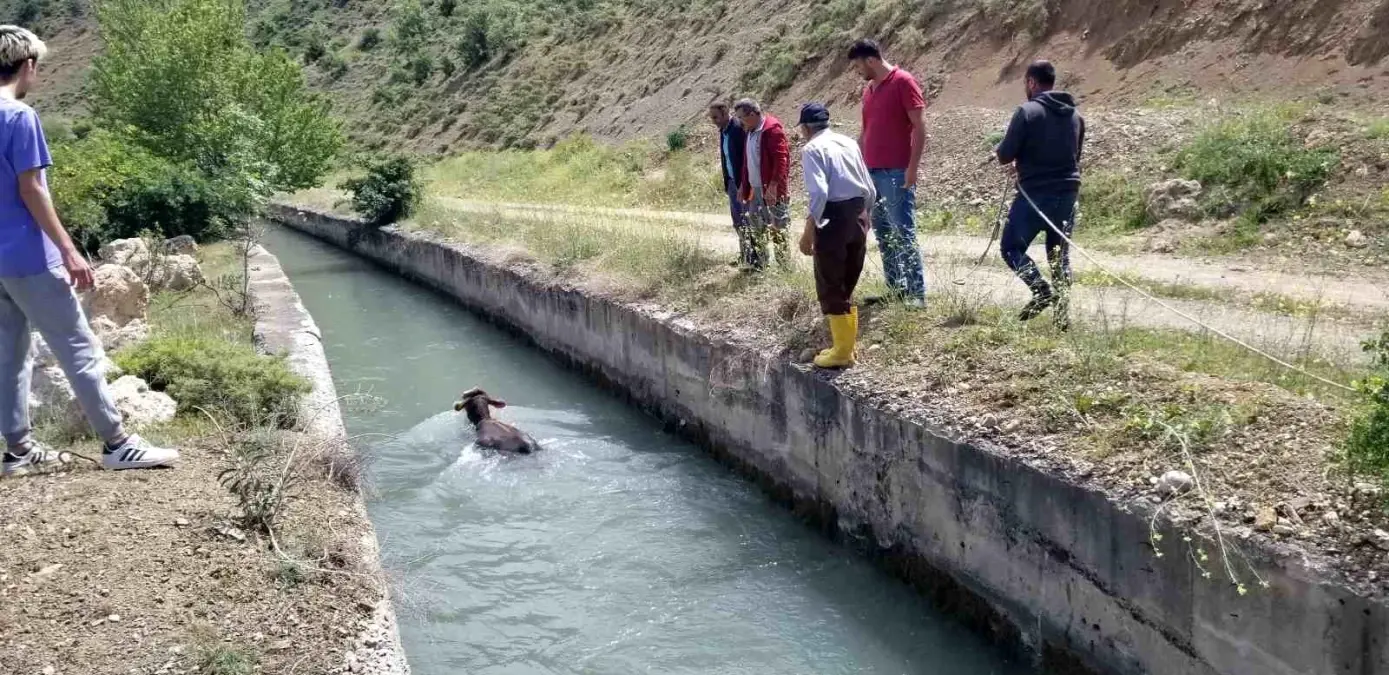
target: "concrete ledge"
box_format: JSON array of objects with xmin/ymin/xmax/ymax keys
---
[
  {"xmin": 247, "ymin": 243, "xmax": 411, "ymax": 675},
  {"xmin": 268, "ymin": 203, "xmax": 1389, "ymax": 675}
]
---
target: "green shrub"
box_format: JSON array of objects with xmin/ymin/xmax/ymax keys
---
[
  {"xmin": 407, "ymin": 54, "xmax": 433, "ymax": 85},
  {"xmin": 665, "ymin": 126, "xmax": 688, "ymax": 152},
  {"xmin": 1174, "ymin": 111, "xmax": 1338, "ymax": 223},
  {"xmin": 319, "ymin": 50, "xmax": 348, "ymax": 80},
  {"xmin": 1343, "ymin": 333, "xmax": 1389, "ymax": 497},
  {"xmin": 16, "ymin": 0, "xmax": 42, "ymax": 25},
  {"xmin": 357, "ymin": 27, "xmax": 382, "ymax": 50},
  {"xmin": 50, "ymin": 131, "xmax": 257, "ymax": 252},
  {"xmin": 302, "ymin": 38, "xmax": 326, "ymax": 64},
  {"xmin": 391, "ymin": 0, "xmax": 430, "ymax": 54},
  {"xmin": 739, "ymin": 39, "xmax": 805, "ymax": 98},
  {"xmin": 115, "ymin": 336, "xmax": 310, "ymax": 429},
  {"xmin": 371, "ymin": 83, "xmax": 411, "ymax": 107},
  {"xmin": 1080, "ymin": 171, "xmax": 1151, "ymax": 234},
  {"xmin": 339, "ymin": 156, "xmax": 424, "ymax": 227},
  {"xmin": 436, "ymin": 0, "xmax": 455, "ymax": 16},
  {"xmin": 455, "ymin": 0, "xmax": 526, "ymax": 69},
  {"xmin": 91, "ymin": 0, "xmax": 343, "ymax": 194}
]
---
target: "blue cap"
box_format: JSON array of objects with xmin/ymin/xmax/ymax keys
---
[{"xmin": 798, "ymin": 102, "xmax": 830, "ymax": 126}]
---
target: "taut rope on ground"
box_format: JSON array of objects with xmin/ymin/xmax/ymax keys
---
[{"xmin": 1015, "ymin": 182, "xmax": 1357, "ymax": 394}]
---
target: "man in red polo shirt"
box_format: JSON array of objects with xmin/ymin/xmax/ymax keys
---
[{"xmin": 850, "ymin": 38, "xmax": 927, "ymax": 306}]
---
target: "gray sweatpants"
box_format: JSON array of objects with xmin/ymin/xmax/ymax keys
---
[{"xmin": 0, "ymin": 267, "xmax": 124, "ymax": 447}]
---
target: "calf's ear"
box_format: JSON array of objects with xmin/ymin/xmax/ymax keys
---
[{"xmin": 488, "ymin": 398, "xmax": 508, "ymax": 409}]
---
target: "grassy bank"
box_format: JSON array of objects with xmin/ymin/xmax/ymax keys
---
[
  {"xmin": 405, "ymin": 199, "xmax": 1364, "ymax": 397},
  {"xmin": 425, "ymin": 134, "xmax": 726, "ymax": 212},
  {"xmin": 0, "ymin": 240, "xmax": 384, "ymax": 674}
]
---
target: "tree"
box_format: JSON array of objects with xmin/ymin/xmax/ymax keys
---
[{"xmin": 89, "ymin": 0, "xmax": 342, "ymax": 194}]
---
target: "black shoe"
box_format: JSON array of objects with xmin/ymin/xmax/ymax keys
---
[{"xmin": 1018, "ymin": 293, "xmax": 1057, "ymax": 321}]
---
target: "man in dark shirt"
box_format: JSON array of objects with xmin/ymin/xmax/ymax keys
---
[
  {"xmin": 994, "ymin": 60, "xmax": 1086, "ymax": 329},
  {"xmin": 709, "ymin": 102, "xmax": 754, "ymax": 268}
]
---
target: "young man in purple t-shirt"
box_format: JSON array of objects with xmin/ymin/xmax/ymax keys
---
[{"xmin": 0, "ymin": 26, "xmax": 177, "ymax": 475}]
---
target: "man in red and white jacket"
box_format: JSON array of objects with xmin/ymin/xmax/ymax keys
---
[{"xmin": 733, "ymin": 98, "xmax": 792, "ymax": 272}]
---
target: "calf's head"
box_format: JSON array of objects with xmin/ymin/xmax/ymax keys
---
[{"xmin": 454, "ymin": 388, "xmax": 507, "ymax": 426}]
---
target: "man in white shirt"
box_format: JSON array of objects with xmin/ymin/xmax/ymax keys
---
[{"xmin": 795, "ymin": 103, "xmax": 875, "ymax": 369}]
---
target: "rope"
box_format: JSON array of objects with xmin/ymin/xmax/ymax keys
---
[
  {"xmin": 1014, "ymin": 182, "xmax": 1356, "ymax": 394},
  {"xmin": 951, "ymin": 181, "xmax": 1013, "ymax": 286}
]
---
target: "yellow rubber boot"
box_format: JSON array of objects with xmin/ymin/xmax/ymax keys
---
[
  {"xmin": 814, "ymin": 314, "xmax": 857, "ymax": 369},
  {"xmin": 849, "ymin": 306, "xmax": 859, "ymax": 359},
  {"xmin": 817, "ymin": 306, "xmax": 860, "ymax": 361}
]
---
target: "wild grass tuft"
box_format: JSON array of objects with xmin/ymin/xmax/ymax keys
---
[
  {"xmin": 218, "ymin": 429, "xmax": 301, "ymax": 535},
  {"xmin": 426, "ymin": 134, "xmax": 723, "ymax": 211},
  {"xmin": 1174, "ymin": 109, "xmax": 1338, "ymax": 226},
  {"xmin": 1079, "ymin": 171, "xmax": 1152, "ymax": 234},
  {"xmin": 198, "ymin": 644, "xmax": 257, "ymax": 675},
  {"xmin": 1366, "ymin": 118, "xmax": 1389, "ymax": 141},
  {"xmin": 1342, "ymin": 332, "xmax": 1389, "ymax": 499}
]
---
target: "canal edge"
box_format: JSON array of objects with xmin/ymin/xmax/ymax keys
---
[
  {"xmin": 267, "ymin": 203, "xmax": 1389, "ymax": 675},
  {"xmin": 246, "ymin": 241, "xmax": 412, "ymax": 675}
]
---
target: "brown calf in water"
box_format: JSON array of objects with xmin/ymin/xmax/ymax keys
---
[{"xmin": 454, "ymin": 388, "xmax": 540, "ymax": 454}]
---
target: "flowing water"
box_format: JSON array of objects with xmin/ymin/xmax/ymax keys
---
[{"xmin": 265, "ymin": 225, "xmax": 1027, "ymax": 675}]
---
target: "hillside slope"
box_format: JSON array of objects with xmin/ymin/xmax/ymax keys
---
[{"xmin": 8, "ymin": 0, "xmax": 1389, "ymax": 153}]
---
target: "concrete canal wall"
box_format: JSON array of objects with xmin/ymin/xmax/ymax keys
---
[{"xmin": 247, "ymin": 243, "xmax": 411, "ymax": 675}]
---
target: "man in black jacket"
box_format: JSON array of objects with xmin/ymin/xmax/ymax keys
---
[
  {"xmin": 994, "ymin": 60, "xmax": 1085, "ymax": 328},
  {"xmin": 709, "ymin": 102, "xmax": 756, "ymax": 268}
]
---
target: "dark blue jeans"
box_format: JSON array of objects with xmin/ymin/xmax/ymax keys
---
[
  {"xmin": 1001, "ymin": 189, "xmax": 1077, "ymax": 296},
  {"xmin": 727, "ymin": 180, "xmax": 758, "ymax": 268},
  {"xmin": 869, "ymin": 169, "xmax": 926, "ymax": 301}
]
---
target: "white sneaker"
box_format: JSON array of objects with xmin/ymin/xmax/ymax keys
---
[
  {"xmin": 101, "ymin": 435, "xmax": 179, "ymax": 471},
  {"xmin": 1, "ymin": 444, "xmax": 61, "ymax": 477}
]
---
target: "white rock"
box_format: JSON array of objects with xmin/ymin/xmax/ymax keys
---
[
  {"xmin": 109, "ymin": 376, "xmax": 177, "ymax": 428},
  {"xmin": 1346, "ymin": 229, "xmax": 1368, "ymax": 249},
  {"xmin": 30, "ymin": 365, "xmax": 82, "ymax": 432},
  {"xmin": 146, "ymin": 254, "xmax": 204, "ymax": 292},
  {"xmin": 1145, "ymin": 179, "xmax": 1203, "ymax": 222},
  {"xmin": 91, "ymin": 317, "xmax": 150, "ymax": 353},
  {"xmin": 81, "ymin": 265, "xmax": 149, "ymax": 328},
  {"xmin": 1158, "ymin": 470, "xmax": 1194, "ymax": 496},
  {"xmin": 164, "ymin": 235, "xmax": 198, "ymax": 256},
  {"xmin": 1372, "ymin": 529, "xmax": 1389, "ymax": 552},
  {"xmin": 98, "ymin": 238, "xmax": 152, "ymax": 273}
]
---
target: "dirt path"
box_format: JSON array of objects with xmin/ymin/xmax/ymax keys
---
[
  {"xmin": 437, "ymin": 198, "xmax": 1381, "ymax": 365},
  {"xmin": 444, "ymin": 199, "xmax": 1389, "ymax": 311}
]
